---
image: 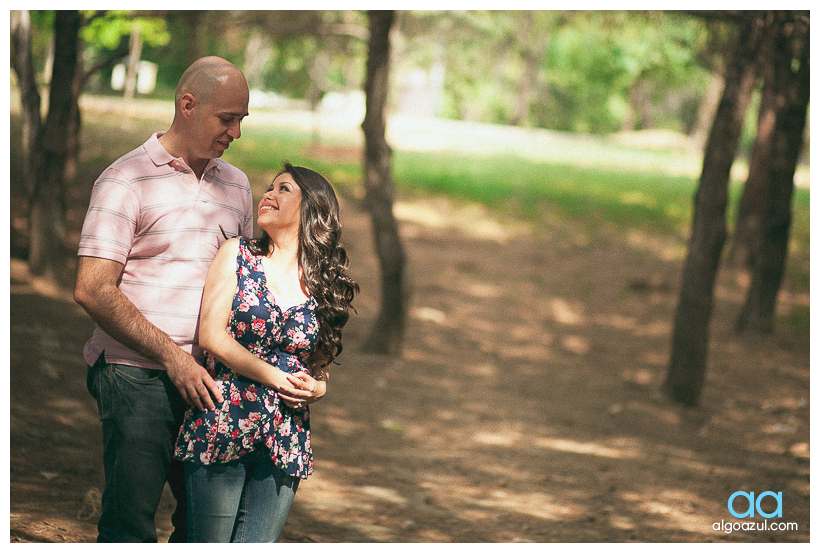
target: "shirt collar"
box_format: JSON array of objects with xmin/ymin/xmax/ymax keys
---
[{"xmin": 144, "ymin": 132, "xmax": 221, "ymax": 174}]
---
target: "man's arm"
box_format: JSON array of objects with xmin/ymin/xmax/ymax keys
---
[{"xmin": 73, "ymin": 255, "xmax": 223, "ymax": 410}]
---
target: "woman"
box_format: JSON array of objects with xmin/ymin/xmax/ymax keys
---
[{"xmin": 174, "ymin": 163, "xmax": 358, "ymax": 542}]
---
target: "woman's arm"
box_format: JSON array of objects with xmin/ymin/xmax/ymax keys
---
[{"xmin": 198, "ymin": 239, "xmax": 313, "ymax": 403}]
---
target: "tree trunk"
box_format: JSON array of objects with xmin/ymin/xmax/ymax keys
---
[
  {"xmin": 10, "ymin": 10, "xmax": 42, "ymax": 200},
  {"xmin": 124, "ymin": 19, "xmax": 143, "ymax": 100},
  {"xmin": 28, "ymin": 10, "xmax": 81, "ymax": 279},
  {"xmin": 621, "ymin": 78, "xmax": 655, "ymax": 132},
  {"xmin": 729, "ymin": 62, "xmax": 776, "ymax": 268},
  {"xmin": 185, "ymin": 11, "xmax": 205, "ymax": 65},
  {"xmin": 361, "ymin": 10, "xmax": 409, "ymax": 355},
  {"xmin": 511, "ymin": 12, "xmax": 547, "ymax": 127},
  {"xmin": 663, "ymin": 15, "xmax": 764, "ymax": 406},
  {"xmin": 63, "ymin": 45, "xmax": 83, "ymax": 190},
  {"xmin": 729, "ymin": 16, "xmax": 778, "ymax": 268},
  {"xmin": 737, "ymin": 14, "xmax": 810, "ymax": 333}
]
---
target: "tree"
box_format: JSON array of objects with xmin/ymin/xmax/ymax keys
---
[
  {"xmin": 26, "ymin": 10, "xmax": 82, "ymax": 280},
  {"xmin": 361, "ymin": 10, "xmax": 409, "ymax": 355},
  {"xmin": 664, "ymin": 12, "xmax": 766, "ymax": 406},
  {"xmin": 729, "ymin": 39, "xmax": 778, "ymax": 269},
  {"xmin": 10, "ymin": 10, "xmax": 42, "ymax": 201},
  {"xmin": 124, "ymin": 19, "xmax": 144, "ymax": 100},
  {"xmin": 12, "ymin": 10, "xmax": 170, "ymax": 277},
  {"xmin": 736, "ymin": 12, "xmax": 810, "ymax": 332}
]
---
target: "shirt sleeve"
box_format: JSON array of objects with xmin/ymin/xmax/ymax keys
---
[{"xmin": 77, "ymin": 167, "xmax": 139, "ymax": 264}]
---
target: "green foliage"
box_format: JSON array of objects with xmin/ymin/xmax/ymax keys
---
[
  {"xmin": 23, "ymin": 9, "xmax": 738, "ymax": 139},
  {"xmin": 81, "ymin": 11, "xmax": 170, "ymax": 50},
  {"xmin": 395, "ymin": 10, "xmax": 717, "ymax": 135},
  {"xmin": 263, "ymin": 37, "xmax": 319, "ymax": 100},
  {"xmin": 538, "ymin": 11, "xmax": 711, "ymax": 133}
]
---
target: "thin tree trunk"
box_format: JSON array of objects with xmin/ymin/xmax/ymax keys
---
[
  {"xmin": 511, "ymin": 12, "xmax": 547, "ymax": 127},
  {"xmin": 664, "ymin": 15, "xmax": 764, "ymax": 406},
  {"xmin": 186, "ymin": 11, "xmax": 205, "ymax": 65},
  {"xmin": 729, "ymin": 17, "xmax": 778, "ymax": 268},
  {"xmin": 361, "ymin": 10, "xmax": 408, "ymax": 355},
  {"xmin": 10, "ymin": 10, "xmax": 42, "ymax": 200},
  {"xmin": 29, "ymin": 10, "xmax": 81, "ymax": 279},
  {"xmin": 737, "ymin": 14, "xmax": 809, "ymax": 332},
  {"xmin": 730, "ymin": 63, "xmax": 776, "ymax": 268},
  {"xmin": 63, "ymin": 46, "xmax": 83, "ymax": 189},
  {"xmin": 124, "ymin": 19, "xmax": 143, "ymax": 100}
]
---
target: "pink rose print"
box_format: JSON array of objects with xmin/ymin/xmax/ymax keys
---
[{"xmin": 239, "ymin": 418, "xmax": 255, "ymax": 433}]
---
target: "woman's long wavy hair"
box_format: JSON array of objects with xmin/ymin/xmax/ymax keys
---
[{"xmin": 248, "ymin": 163, "xmax": 358, "ymax": 364}]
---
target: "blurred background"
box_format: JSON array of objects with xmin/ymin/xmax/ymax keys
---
[{"xmin": 9, "ymin": 10, "xmax": 810, "ymax": 543}]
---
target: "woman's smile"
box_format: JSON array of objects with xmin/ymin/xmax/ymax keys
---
[{"xmin": 257, "ymin": 173, "xmax": 301, "ymax": 231}]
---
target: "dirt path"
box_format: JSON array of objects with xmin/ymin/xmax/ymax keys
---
[{"xmin": 8, "ymin": 184, "xmax": 809, "ymax": 542}]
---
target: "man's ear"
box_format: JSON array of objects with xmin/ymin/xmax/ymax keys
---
[{"xmin": 179, "ymin": 93, "xmax": 197, "ymax": 118}]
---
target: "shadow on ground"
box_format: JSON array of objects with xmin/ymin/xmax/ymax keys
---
[{"xmin": 9, "ymin": 191, "xmax": 809, "ymax": 542}]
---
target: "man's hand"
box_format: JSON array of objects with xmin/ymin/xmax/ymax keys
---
[{"xmin": 163, "ymin": 350, "xmax": 224, "ymax": 411}]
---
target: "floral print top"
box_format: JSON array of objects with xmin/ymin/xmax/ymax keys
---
[{"xmin": 174, "ymin": 237, "xmax": 319, "ymax": 479}]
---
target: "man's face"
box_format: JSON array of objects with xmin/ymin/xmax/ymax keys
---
[{"xmin": 189, "ymin": 74, "xmax": 249, "ymax": 162}]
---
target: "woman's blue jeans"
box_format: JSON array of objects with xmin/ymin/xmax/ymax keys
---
[{"xmin": 184, "ymin": 448, "xmax": 300, "ymax": 542}]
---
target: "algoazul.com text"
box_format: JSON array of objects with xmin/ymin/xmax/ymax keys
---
[{"xmin": 713, "ymin": 520, "xmax": 798, "ymax": 534}]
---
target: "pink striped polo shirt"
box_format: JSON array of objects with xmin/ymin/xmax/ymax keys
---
[{"xmin": 78, "ymin": 132, "xmax": 254, "ymax": 370}]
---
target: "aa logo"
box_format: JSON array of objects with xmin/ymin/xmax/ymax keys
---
[{"xmin": 728, "ymin": 491, "xmax": 782, "ymax": 519}]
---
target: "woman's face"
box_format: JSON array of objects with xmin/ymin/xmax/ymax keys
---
[{"xmin": 257, "ymin": 172, "xmax": 302, "ymax": 234}]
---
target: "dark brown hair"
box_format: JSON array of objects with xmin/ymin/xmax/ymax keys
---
[{"xmin": 248, "ymin": 163, "xmax": 358, "ymax": 363}]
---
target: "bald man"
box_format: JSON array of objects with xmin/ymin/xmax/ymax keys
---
[{"xmin": 74, "ymin": 57, "xmax": 253, "ymax": 542}]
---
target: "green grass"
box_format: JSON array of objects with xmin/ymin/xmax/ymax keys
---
[
  {"xmin": 393, "ymin": 149, "xmax": 700, "ymax": 234},
  {"xmin": 232, "ymin": 124, "xmax": 703, "ymax": 233},
  {"xmin": 12, "ymin": 100, "xmax": 809, "ymax": 290},
  {"xmin": 231, "ymin": 121, "xmax": 809, "ymax": 243},
  {"xmin": 225, "ymin": 119, "xmax": 809, "ymax": 294}
]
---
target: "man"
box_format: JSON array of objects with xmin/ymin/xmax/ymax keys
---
[{"xmin": 74, "ymin": 56, "xmax": 252, "ymax": 542}]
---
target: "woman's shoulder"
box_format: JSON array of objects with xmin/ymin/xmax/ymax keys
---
[
  {"xmin": 223, "ymin": 237, "xmax": 266, "ymax": 272},
  {"xmin": 219, "ymin": 236, "xmax": 243, "ymax": 256}
]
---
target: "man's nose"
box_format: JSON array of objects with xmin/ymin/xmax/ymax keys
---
[{"xmin": 228, "ymin": 121, "xmax": 241, "ymax": 140}]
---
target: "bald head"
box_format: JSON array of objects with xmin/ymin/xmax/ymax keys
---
[
  {"xmin": 160, "ymin": 56, "xmax": 249, "ymax": 175},
  {"xmin": 175, "ymin": 56, "xmax": 248, "ymax": 108}
]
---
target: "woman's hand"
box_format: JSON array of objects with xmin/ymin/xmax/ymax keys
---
[{"xmin": 277, "ymin": 371, "xmax": 326, "ymax": 410}]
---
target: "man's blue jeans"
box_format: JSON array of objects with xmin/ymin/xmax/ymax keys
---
[
  {"xmin": 87, "ymin": 358, "xmax": 188, "ymax": 542},
  {"xmin": 184, "ymin": 448, "xmax": 300, "ymax": 542}
]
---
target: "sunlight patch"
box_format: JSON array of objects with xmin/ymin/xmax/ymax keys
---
[
  {"xmin": 561, "ymin": 335, "xmax": 590, "ymax": 355},
  {"xmin": 473, "ymin": 490, "xmax": 578, "ymax": 521},
  {"xmin": 532, "ymin": 437, "xmax": 642, "ymax": 459},
  {"xmin": 472, "ymin": 431, "xmax": 521, "ymax": 446},
  {"xmin": 550, "ymin": 298, "xmax": 585, "ymax": 325},
  {"xmin": 358, "ymin": 486, "xmax": 408, "ymax": 505},
  {"xmin": 464, "ymin": 282, "xmax": 502, "ymax": 299},
  {"xmin": 412, "ymin": 306, "xmax": 447, "ymax": 324}
]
